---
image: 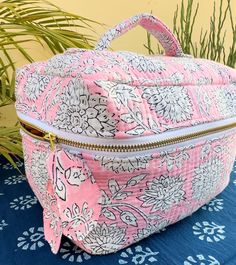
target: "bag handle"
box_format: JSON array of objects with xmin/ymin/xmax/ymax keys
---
[{"xmin": 95, "ymin": 13, "xmax": 184, "ymax": 57}]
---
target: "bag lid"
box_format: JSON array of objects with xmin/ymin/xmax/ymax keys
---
[{"xmin": 15, "ymin": 13, "xmax": 236, "ymax": 140}]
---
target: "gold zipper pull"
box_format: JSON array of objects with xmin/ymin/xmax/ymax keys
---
[{"xmin": 44, "ymin": 133, "xmax": 56, "ymax": 151}]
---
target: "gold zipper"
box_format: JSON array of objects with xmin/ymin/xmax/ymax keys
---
[{"xmin": 19, "ymin": 118, "xmax": 236, "ymax": 153}]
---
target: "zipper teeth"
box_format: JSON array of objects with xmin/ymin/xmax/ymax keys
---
[{"xmin": 19, "ymin": 118, "xmax": 236, "ymax": 152}]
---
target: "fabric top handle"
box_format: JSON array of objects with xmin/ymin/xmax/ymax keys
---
[{"xmin": 95, "ymin": 13, "xmax": 184, "ymax": 57}]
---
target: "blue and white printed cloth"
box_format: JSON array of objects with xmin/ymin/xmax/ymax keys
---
[{"xmin": 0, "ymin": 156, "xmax": 236, "ymax": 265}]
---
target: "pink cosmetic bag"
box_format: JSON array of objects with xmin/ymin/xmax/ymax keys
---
[{"xmin": 15, "ymin": 13, "xmax": 236, "ymax": 255}]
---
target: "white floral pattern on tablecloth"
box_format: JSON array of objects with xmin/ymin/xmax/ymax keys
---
[
  {"xmin": 202, "ymin": 199, "xmax": 224, "ymax": 212},
  {"xmin": 10, "ymin": 195, "xmax": 38, "ymax": 210},
  {"xmin": 192, "ymin": 221, "xmax": 225, "ymax": 242},
  {"xmin": 184, "ymin": 254, "xmax": 220, "ymax": 265},
  {"xmin": 17, "ymin": 227, "xmax": 45, "ymax": 250},
  {"xmin": 0, "ymin": 220, "xmax": 8, "ymax": 231},
  {"xmin": 118, "ymin": 245, "xmax": 159, "ymax": 264},
  {"xmin": 1, "ymin": 161, "xmax": 24, "ymax": 170},
  {"xmin": 4, "ymin": 174, "xmax": 26, "ymax": 185},
  {"xmin": 59, "ymin": 241, "xmax": 91, "ymax": 263}
]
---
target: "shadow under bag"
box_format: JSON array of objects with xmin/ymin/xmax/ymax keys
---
[{"xmin": 15, "ymin": 13, "xmax": 236, "ymax": 255}]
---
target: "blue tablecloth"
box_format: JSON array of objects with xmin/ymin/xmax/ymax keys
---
[{"xmin": 0, "ymin": 156, "xmax": 236, "ymax": 265}]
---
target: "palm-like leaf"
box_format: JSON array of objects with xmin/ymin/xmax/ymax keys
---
[
  {"xmin": 0, "ymin": 0, "xmax": 98, "ymax": 107},
  {"xmin": 0, "ymin": 0, "xmax": 98, "ymax": 167}
]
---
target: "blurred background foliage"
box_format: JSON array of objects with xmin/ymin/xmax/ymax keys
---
[{"xmin": 145, "ymin": 0, "xmax": 236, "ymax": 68}]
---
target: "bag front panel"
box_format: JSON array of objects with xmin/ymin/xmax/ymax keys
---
[{"xmin": 21, "ymin": 129, "xmax": 236, "ymax": 254}]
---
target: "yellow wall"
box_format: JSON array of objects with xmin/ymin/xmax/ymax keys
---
[{"xmin": 49, "ymin": 0, "xmax": 235, "ymax": 54}]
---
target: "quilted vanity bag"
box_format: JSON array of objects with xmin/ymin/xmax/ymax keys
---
[{"xmin": 15, "ymin": 13, "xmax": 236, "ymax": 255}]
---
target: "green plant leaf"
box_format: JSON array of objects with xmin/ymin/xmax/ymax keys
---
[
  {"xmin": 0, "ymin": 0, "xmax": 99, "ymax": 165},
  {"xmin": 145, "ymin": 0, "xmax": 235, "ymax": 68}
]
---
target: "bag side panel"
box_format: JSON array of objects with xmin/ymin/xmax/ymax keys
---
[{"xmin": 78, "ymin": 131, "xmax": 236, "ymax": 254}]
